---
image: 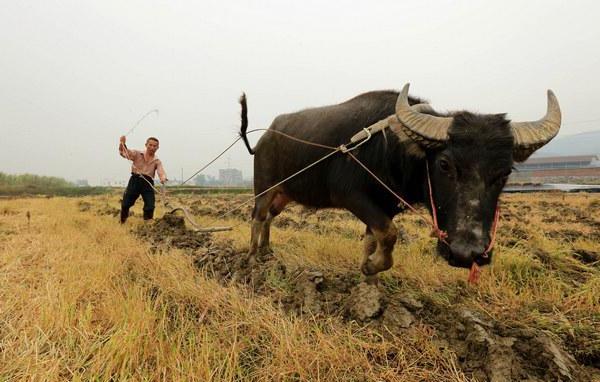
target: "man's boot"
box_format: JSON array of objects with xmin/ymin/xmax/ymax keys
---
[
  {"xmin": 143, "ymin": 209, "xmax": 154, "ymax": 220},
  {"xmin": 120, "ymin": 207, "xmax": 129, "ymax": 224}
]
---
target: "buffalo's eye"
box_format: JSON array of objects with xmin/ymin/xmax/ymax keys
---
[{"xmin": 439, "ymin": 159, "xmax": 450, "ymax": 173}]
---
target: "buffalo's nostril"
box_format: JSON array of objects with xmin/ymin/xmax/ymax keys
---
[{"xmin": 449, "ymin": 241, "xmax": 485, "ymax": 267}]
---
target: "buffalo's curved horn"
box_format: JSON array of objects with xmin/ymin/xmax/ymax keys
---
[
  {"xmin": 351, "ymin": 102, "xmax": 438, "ymax": 143},
  {"xmin": 410, "ymin": 103, "xmax": 435, "ymax": 113},
  {"xmin": 510, "ymin": 90, "xmax": 561, "ymax": 162},
  {"xmin": 395, "ymin": 84, "xmax": 453, "ymax": 149}
]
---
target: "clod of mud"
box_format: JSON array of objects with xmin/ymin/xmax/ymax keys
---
[
  {"xmin": 589, "ymin": 199, "xmax": 600, "ymax": 209},
  {"xmin": 160, "ymin": 214, "xmax": 186, "ymax": 229},
  {"xmin": 380, "ymin": 301, "xmax": 414, "ymax": 329},
  {"xmin": 293, "ymin": 270, "xmax": 325, "ymax": 314},
  {"xmin": 96, "ymin": 204, "xmax": 121, "ymax": 217},
  {"xmin": 573, "ymin": 249, "xmax": 600, "ymax": 265},
  {"xmin": 136, "ymin": 214, "xmax": 212, "ymax": 252},
  {"xmin": 77, "ymin": 201, "xmax": 92, "ymax": 212},
  {"xmin": 397, "ymin": 292, "xmax": 424, "ymax": 310},
  {"xmin": 346, "ymin": 282, "xmax": 385, "ymax": 321},
  {"xmin": 425, "ymin": 305, "xmax": 581, "ymax": 382},
  {"xmin": 134, "ymin": 208, "xmax": 596, "ymax": 382},
  {"xmin": 281, "ymin": 271, "xmax": 360, "ymax": 318},
  {"xmin": 1, "ymin": 207, "xmax": 19, "ymax": 216}
]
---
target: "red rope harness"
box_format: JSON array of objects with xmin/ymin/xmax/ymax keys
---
[
  {"xmin": 180, "ymin": 124, "xmax": 503, "ymax": 283},
  {"xmin": 483, "ymin": 205, "xmax": 500, "ymax": 257},
  {"xmin": 424, "ymin": 161, "xmax": 501, "ymax": 284},
  {"xmin": 425, "ymin": 161, "xmax": 449, "ymax": 244}
]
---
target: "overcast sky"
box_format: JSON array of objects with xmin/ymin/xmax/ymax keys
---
[{"xmin": 1, "ymin": 0, "xmax": 599, "ymax": 185}]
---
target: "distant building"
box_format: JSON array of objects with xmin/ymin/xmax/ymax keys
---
[
  {"xmin": 75, "ymin": 179, "xmax": 89, "ymax": 187},
  {"xmin": 512, "ymin": 155, "xmax": 600, "ymax": 180},
  {"xmin": 219, "ymin": 168, "xmax": 243, "ymax": 186}
]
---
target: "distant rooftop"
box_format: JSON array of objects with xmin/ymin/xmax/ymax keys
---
[{"xmin": 523, "ymin": 155, "xmax": 599, "ymax": 165}]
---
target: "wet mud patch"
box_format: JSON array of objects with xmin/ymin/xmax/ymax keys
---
[
  {"xmin": 1, "ymin": 206, "xmax": 20, "ymax": 216},
  {"xmin": 546, "ymin": 228, "xmax": 586, "ymax": 242},
  {"xmin": 188, "ymin": 197, "xmax": 253, "ymax": 221},
  {"xmin": 416, "ymin": 298, "xmax": 591, "ymax": 381},
  {"xmin": 497, "ymin": 224, "xmax": 529, "ymax": 247},
  {"xmin": 96, "ymin": 204, "xmax": 121, "ymax": 217},
  {"xmin": 134, "ymin": 214, "xmax": 597, "ymax": 381},
  {"xmin": 136, "ymin": 214, "xmax": 213, "ymax": 252},
  {"xmin": 573, "ymin": 249, "xmax": 600, "ymax": 266},
  {"xmin": 77, "ymin": 201, "xmax": 92, "ymax": 212}
]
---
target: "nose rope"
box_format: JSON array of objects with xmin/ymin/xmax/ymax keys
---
[
  {"xmin": 426, "ymin": 160, "xmax": 500, "ymax": 285},
  {"xmin": 482, "ymin": 206, "xmax": 500, "ymax": 258},
  {"xmin": 425, "ymin": 161, "xmax": 501, "ymax": 256},
  {"xmin": 425, "ymin": 161, "xmax": 449, "ymax": 245}
]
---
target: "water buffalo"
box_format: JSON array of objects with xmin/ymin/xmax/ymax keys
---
[{"xmin": 239, "ymin": 84, "xmax": 561, "ymax": 281}]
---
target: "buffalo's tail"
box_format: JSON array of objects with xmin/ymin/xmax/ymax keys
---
[{"xmin": 238, "ymin": 93, "xmax": 255, "ymax": 155}]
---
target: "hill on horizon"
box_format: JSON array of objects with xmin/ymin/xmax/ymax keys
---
[{"xmin": 533, "ymin": 130, "xmax": 600, "ymax": 157}]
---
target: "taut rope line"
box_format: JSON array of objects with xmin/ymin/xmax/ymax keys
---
[
  {"xmin": 120, "ymin": 117, "xmax": 500, "ymax": 270},
  {"xmin": 120, "ymin": 108, "xmax": 230, "ymax": 232},
  {"xmin": 121, "ymin": 144, "xmax": 230, "ymax": 232}
]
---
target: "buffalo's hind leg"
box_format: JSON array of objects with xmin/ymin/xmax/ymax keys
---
[
  {"xmin": 258, "ymin": 193, "xmax": 290, "ymax": 254},
  {"xmin": 248, "ymin": 190, "xmax": 278, "ymax": 264}
]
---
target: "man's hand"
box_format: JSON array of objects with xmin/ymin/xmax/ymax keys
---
[
  {"xmin": 120, "ymin": 136, "xmax": 126, "ymax": 145},
  {"xmin": 160, "ymin": 178, "xmax": 168, "ymax": 184}
]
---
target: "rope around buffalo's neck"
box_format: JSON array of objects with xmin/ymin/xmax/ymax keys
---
[
  {"xmin": 179, "ymin": 129, "xmax": 340, "ymax": 186},
  {"xmin": 198, "ymin": 147, "xmax": 343, "ymax": 229},
  {"xmin": 139, "ymin": 126, "xmax": 451, "ymax": 239},
  {"xmin": 120, "ymin": 123, "xmax": 500, "ymax": 258},
  {"xmin": 345, "ymin": 151, "xmax": 448, "ymax": 242}
]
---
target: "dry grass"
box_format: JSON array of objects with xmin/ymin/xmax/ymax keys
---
[
  {"xmin": 1, "ymin": 197, "xmax": 470, "ymax": 381},
  {"xmin": 0, "ymin": 192, "xmax": 598, "ymax": 381}
]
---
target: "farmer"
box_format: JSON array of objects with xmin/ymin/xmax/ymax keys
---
[{"xmin": 118, "ymin": 136, "xmax": 167, "ymax": 223}]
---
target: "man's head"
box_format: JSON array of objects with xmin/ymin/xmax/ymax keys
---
[{"xmin": 145, "ymin": 137, "xmax": 159, "ymax": 154}]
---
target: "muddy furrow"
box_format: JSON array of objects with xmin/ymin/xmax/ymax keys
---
[{"xmin": 135, "ymin": 214, "xmax": 596, "ymax": 381}]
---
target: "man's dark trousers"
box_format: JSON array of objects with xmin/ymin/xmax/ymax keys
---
[{"xmin": 120, "ymin": 174, "xmax": 155, "ymax": 223}]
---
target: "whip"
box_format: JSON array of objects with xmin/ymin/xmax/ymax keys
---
[{"xmin": 124, "ymin": 108, "xmax": 159, "ymax": 137}]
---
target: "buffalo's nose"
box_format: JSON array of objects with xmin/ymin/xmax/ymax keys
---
[{"xmin": 449, "ymin": 241, "xmax": 485, "ymax": 267}]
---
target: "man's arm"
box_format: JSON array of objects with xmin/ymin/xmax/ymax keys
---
[
  {"xmin": 156, "ymin": 160, "xmax": 168, "ymax": 184},
  {"xmin": 118, "ymin": 136, "xmax": 137, "ymax": 160}
]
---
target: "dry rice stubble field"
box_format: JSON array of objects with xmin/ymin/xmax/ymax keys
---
[{"xmin": 0, "ymin": 192, "xmax": 598, "ymax": 381}]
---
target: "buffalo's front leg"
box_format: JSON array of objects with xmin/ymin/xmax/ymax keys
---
[
  {"xmin": 363, "ymin": 226, "xmax": 377, "ymax": 267},
  {"xmin": 343, "ymin": 196, "xmax": 398, "ymax": 282},
  {"xmin": 362, "ymin": 221, "xmax": 397, "ymax": 280}
]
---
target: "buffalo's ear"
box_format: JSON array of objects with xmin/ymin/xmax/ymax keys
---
[
  {"xmin": 513, "ymin": 149, "xmax": 535, "ymax": 163},
  {"xmin": 388, "ymin": 117, "xmax": 427, "ymax": 158}
]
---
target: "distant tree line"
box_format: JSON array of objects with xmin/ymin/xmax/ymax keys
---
[
  {"xmin": 0, "ymin": 172, "xmax": 108, "ymax": 196},
  {"xmin": 0, "ymin": 172, "xmax": 73, "ymax": 188}
]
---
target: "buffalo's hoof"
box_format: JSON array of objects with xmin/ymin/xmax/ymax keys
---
[
  {"xmin": 257, "ymin": 246, "xmax": 273, "ymax": 256},
  {"xmin": 361, "ymin": 261, "xmax": 379, "ymax": 277},
  {"xmin": 363, "ymin": 274, "xmax": 379, "ymax": 285},
  {"xmin": 244, "ymin": 251, "xmax": 258, "ymax": 267}
]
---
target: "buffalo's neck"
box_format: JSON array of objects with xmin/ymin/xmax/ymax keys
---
[{"xmin": 350, "ymin": 132, "xmax": 428, "ymax": 214}]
